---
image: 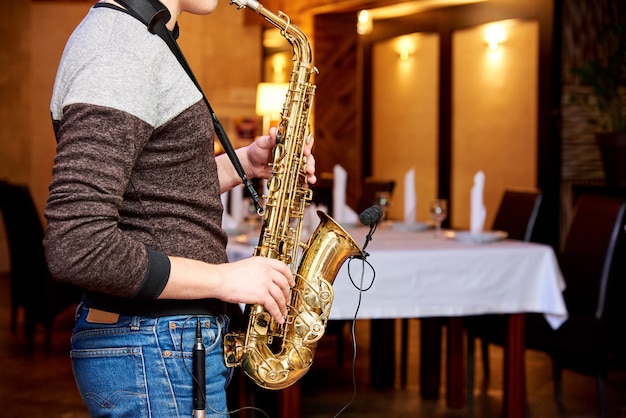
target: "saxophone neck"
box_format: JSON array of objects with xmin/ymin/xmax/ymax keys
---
[{"xmin": 230, "ymin": 0, "xmax": 313, "ymax": 66}]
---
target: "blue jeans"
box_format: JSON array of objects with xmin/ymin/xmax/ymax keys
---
[{"xmin": 71, "ymin": 304, "xmax": 232, "ymax": 418}]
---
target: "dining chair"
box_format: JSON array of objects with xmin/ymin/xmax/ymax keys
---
[
  {"xmin": 491, "ymin": 188, "xmax": 543, "ymax": 241},
  {"xmin": 465, "ymin": 188, "xmax": 543, "ymax": 390},
  {"xmin": 548, "ymin": 194, "xmax": 625, "ymax": 417},
  {"xmin": 466, "ymin": 194, "xmax": 626, "ymax": 418},
  {"xmin": 0, "ymin": 180, "xmax": 81, "ymax": 354}
]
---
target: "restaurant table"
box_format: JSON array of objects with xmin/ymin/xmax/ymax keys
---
[{"xmin": 226, "ymin": 222, "xmax": 568, "ymax": 418}]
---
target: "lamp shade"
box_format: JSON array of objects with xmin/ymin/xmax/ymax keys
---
[{"xmin": 256, "ymin": 82, "xmax": 289, "ymax": 117}]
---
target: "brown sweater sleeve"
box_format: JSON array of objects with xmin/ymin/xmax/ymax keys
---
[{"xmin": 44, "ymin": 103, "xmax": 169, "ymax": 300}]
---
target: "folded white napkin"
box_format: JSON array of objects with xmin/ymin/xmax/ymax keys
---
[
  {"xmin": 302, "ymin": 203, "xmax": 323, "ymax": 240},
  {"xmin": 404, "ymin": 168, "xmax": 416, "ymax": 224},
  {"xmin": 230, "ymin": 184, "xmax": 245, "ymax": 226},
  {"xmin": 333, "ymin": 165, "xmax": 359, "ymax": 224},
  {"xmin": 221, "ymin": 184, "xmax": 245, "ymax": 231},
  {"xmin": 221, "ymin": 192, "xmax": 236, "ymax": 231},
  {"xmin": 470, "ymin": 170, "xmax": 486, "ymax": 234}
]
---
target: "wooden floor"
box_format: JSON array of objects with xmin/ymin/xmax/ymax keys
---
[{"xmin": 1, "ymin": 274, "xmax": 625, "ymax": 418}]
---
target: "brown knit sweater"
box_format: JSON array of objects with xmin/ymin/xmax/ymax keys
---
[{"xmin": 44, "ymin": 4, "xmax": 228, "ymax": 316}]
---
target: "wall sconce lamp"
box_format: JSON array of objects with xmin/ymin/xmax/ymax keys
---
[
  {"xmin": 271, "ymin": 54, "xmax": 287, "ymax": 78},
  {"xmin": 485, "ymin": 24, "xmax": 505, "ymax": 50},
  {"xmin": 357, "ymin": 10, "xmax": 372, "ymax": 35},
  {"xmin": 396, "ymin": 37, "xmax": 416, "ymax": 61},
  {"xmin": 256, "ymin": 82, "xmax": 289, "ymax": 133},
  {"xmin": 398, "ymin": 46, "xmax": 413, "ymax": 61}
]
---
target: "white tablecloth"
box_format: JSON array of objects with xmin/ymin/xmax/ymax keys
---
[{"xmin": 226, "ymin": 223, "xmax": 568, "ymax": 328}]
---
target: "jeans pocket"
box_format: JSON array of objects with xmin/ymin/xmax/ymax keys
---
[
  {"xmin": 71, "ymin": 346, "xmax": 149, "ymax": 418},
  {"xmin": 166, "ymin": 316, "xmax": 221, "ymax": 356},
  {"xmin": 163, "ymin": 316, "xmax": 231, "ymax": 414}
]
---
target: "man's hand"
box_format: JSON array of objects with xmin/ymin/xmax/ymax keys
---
[{"xmin": 244, "ymin": 127, "xmax": 317, "ymax": 184}]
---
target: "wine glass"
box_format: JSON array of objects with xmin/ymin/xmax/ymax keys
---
[
  {"xmin": 429, "ymin": 199, "xmax": 448, "ymax": 237},
  {"xmin": 374, "ymin": 191, "xmax": 391, "ymax": 223}
]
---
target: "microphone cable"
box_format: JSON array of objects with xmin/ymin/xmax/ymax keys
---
[
  {"xmin": 334, "ymin": 207, "xmax": 380, "ymax": 417},
  {"xmin": 333, "ymin": 254, "xmax": 376, "ymax": 418}
]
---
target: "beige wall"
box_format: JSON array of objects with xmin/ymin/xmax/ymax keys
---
[
  {"xmin": 30, "ymin": 2, "xmax": 93, "ymax": 219},
  {"xmin": 372, "ymin": 33, "xmax": 440, "ymax": 222},
  {"xmin": 178, "ymin": 3, "xmax": 262, "ymax": 124},
  {"xmin": 451, "ymin": 19, "xmax": 539, "ymax": 230},
  {"xmin": 370, "ymin": 20, "xmax": 538, "ymax": 227},
  {"xmin": 0, "ymin": 1, "xmax": 262, "ymax": 273},
  {"xmin": 1, "ymin": 2, "xmax": 32, "ymax": 272}
]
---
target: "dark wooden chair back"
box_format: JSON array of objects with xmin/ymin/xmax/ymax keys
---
[
  {"xmin": 560, "ymin": 194, "xmax": 626, "ymax": 319},
  {"xmin": 492, "ymin": 189, "xmax": 542, "ymax": 241},
  {"xmin": 548, "ymin": 194, "xmax": 626, "ymax": 417}
]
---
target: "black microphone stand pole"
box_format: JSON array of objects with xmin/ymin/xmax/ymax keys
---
[{"xmin": 192, "ymin": 318, "xmax": 206, "ymax": 418}]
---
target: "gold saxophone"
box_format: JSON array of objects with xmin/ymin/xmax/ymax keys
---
[{"xmin": 225, "ymin": 0, "xmax": 364, "ymax": 390}]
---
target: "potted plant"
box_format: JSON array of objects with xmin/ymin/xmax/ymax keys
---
[{"xmin": 572, "ymin": 9, "xmax": 626, "ymax": 186}]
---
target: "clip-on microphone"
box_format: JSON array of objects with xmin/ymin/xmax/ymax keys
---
[{"xmin": 359, "ymin": 205, "xmax": 383, "ymax": 254}]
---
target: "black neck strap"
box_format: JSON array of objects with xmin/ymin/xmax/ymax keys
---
[{"xmin": 112, "ymin": 0, "xmax": 262, "ymax": 211}]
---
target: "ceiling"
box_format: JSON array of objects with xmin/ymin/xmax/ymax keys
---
[
  {"xmin": 364, "ymin": 0, "xmax": 487, "ymax": 20},
  {"xmin": 262, "ymin": 0, "xmax": 487, "ymax": 49},
  {"xmin": 256, "ymin": 0, "xmax": 487, "ymax": 18}
]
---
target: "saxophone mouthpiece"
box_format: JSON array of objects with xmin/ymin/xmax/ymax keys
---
[{"xmin": 230, "ymin": 0, "xmax": 261, "ymax": 11}]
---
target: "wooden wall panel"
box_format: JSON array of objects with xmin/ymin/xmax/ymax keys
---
[
  {"xmin": 313, "ymin": 12, "xmax": 363, "ymax": 208},
  {"xmin": 561, "ymin": 0, "xmax": 626, "ymax": 182}
]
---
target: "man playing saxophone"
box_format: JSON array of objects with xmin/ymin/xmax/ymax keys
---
[{"xmin": 43, "ymin": 0, "xmax": 316, "ymax": 417}]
